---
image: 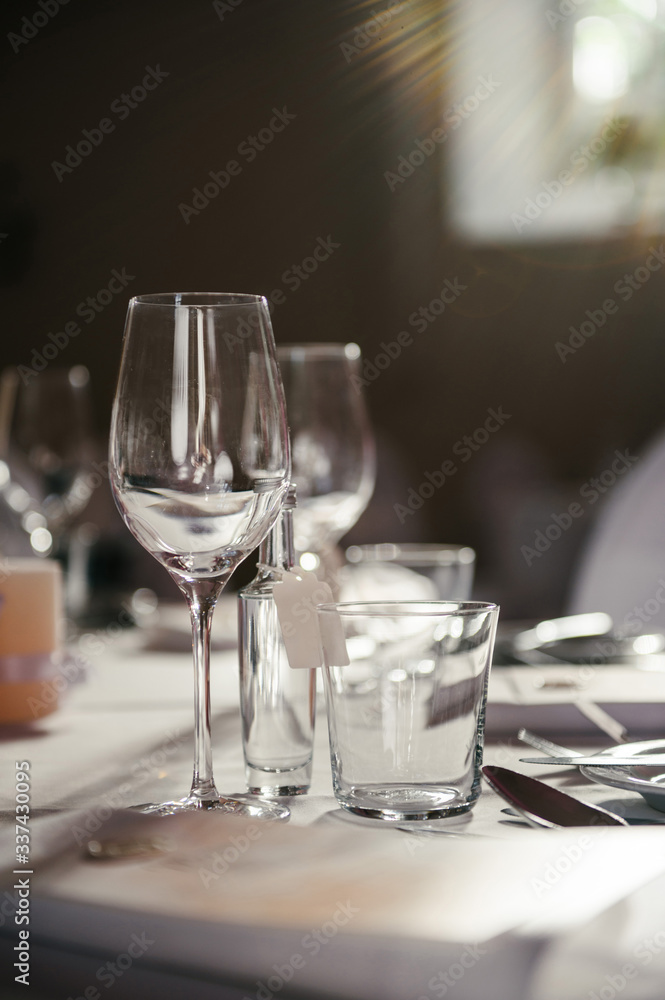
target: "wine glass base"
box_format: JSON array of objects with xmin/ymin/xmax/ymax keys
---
[{"xmin": 128, "ymin": 794, "xmax": 290, "ymax": 821}]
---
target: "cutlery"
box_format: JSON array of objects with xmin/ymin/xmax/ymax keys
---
[
  {"xmin": 519, "ymin": 755, "xmax": 665, "ymax": 768},
  {"xmin": 520, "ymin": 707, "xmax": 628, "ymax": 749},
  {"xmin": 500, "ymin": 807, "xmax": 553, "ymax": 828},
  {"xmin": 395, "ymin": 827, "xmax": 476, "ymax": 838},
  {"xmin": 500, "ymin": 805, "xmax": 662, "ymax": 826},
  {"xmin": 517, "ymin": 731, "xmax": 665, "ymax": 812},
  {"xmin": 572, "ymin": 700, "xmax": 629, "ymax": 743},
  {"xmin": 482, "ymin": 765, "xmax": 628, "ymax": 827},
  {"xmin": 518, "ymin": 728, "xmax": 583, "ymax": 758}
]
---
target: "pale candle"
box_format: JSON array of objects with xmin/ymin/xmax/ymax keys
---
[{"xmin": 0, "ymin": 558, "xmax": 63, "ymax": 723}]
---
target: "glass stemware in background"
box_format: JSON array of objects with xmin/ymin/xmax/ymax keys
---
[
  {"xmin": 109, "ymin": 292, "xmax": 290, "ymax": 816},
  {"xmin": 277, "ymin": 343, "xmax": 376, "ymax": 589},
  {"xmin": 0, "ymin": 365, "xmax": 94, "ymax": 557}
]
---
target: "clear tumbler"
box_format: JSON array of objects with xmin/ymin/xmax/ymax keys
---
[{"xmin": 317, "ymin": 600, "xmax": 499, "ymax": 820}]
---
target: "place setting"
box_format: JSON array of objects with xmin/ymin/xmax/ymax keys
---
[
  {"xmin": 104, "ymin": 291, "xmax": 501, "ymax": 828},
  {"xmin": 3, "ymin": 291, "xmax": 665, "ymax": 1000},
  {"xmin": 3, "ymin": 292, "xmax": 665, "ymax": 838},
  {"xmin": 9, "ymin": 4, "xmax": 665, "ymax": 995}
]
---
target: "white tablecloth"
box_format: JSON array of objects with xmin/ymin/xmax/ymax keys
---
[{"xmin": 2, "ymin": 623, "xmax": 665, "ymax": 999}]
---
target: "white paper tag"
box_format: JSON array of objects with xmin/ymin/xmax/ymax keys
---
[
  {"xmin": 273, "ymin": 570, "xmax": 328, "ymax": 670},
  {"xmin": 318, "ymin": 605, "xmax": 350, "ymax": 668}
]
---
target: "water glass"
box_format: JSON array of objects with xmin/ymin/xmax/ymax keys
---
[
  {"xmin": 317, "ymin": 601, "xmax": 499, "ymax": 820},
  {"xmin": 345, "ymin": 543, "xmax": 476, "ymax": 601}
]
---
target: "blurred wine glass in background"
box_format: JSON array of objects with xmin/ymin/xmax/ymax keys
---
[
  {"xmin": 277, "ymin": 343, "xmax": 376, "ymax": 590},
  {"xmin": 0, "ymin": 365, "xmax": 95, "ymax": 559}
]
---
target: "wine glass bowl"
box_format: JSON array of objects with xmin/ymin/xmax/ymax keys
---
[
  {"xmin": 0, "ymin": 365, "xmax": 94, "ymax": 555},
  {"xmin": 110, "ymin": 292, "xmax": 290, "ymax": 817},
  {"xmin": 277, "ymin": 343, "xmax": 376, "ymax": 566}
]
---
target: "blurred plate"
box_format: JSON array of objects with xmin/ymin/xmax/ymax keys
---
[
  {"xmin": 494, "ymin": 622, "xmax": 665, "ymax": 666},
  {"xmin": 537, "ymin": 634, "xmax": 665, "ymax": 665},
  {"xmin": 580, "ymin": 740, "xmax": 665, "ymax": 813}
]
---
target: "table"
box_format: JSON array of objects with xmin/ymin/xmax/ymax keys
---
[{"xmin": 2, "ymin": 615, "xmax": 665, "ymax": 1000}]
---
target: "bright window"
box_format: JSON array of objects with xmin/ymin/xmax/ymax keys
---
[{"xmin": 448, "ymin": 0, "xmax": 665, "ymax": 241}]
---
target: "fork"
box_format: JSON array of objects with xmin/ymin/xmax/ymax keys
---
[
  {"xmin": 509, "ymin": 730, "xmax": 584, "ymax": 820},
  {"xmin": 517, "ymin": 728, "xmax": 584, "ymax": 758},
  {"xmin": 507, "ymin": 730, "xmax": 598, "ymax": 825}
]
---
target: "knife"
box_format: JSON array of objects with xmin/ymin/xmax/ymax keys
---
[
  {"xmin": 482, "ymin": 765, "xmax": 628, "ymax": 826},
  {"xmin": 519, "ymin": 755, "xmax": 665, "ymax": 768}
]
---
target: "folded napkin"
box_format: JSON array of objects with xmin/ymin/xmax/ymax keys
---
[{"xmin": 487, "ymin": 664, "xmax": 665, "ymax": 736}]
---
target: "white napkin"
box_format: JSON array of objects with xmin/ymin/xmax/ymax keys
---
[{"xmin": 528, "ymin": 871, "xmax": 665, "ymax": 999}]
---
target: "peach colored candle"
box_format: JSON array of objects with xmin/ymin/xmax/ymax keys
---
[{"xmin": 0, "ymin": 559, "xmax": 63, "ymax": 723}]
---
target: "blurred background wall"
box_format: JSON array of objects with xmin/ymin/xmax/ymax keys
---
[{"xmin": 2, "ymin": 0, "xmax": 665, "ymax": 618}]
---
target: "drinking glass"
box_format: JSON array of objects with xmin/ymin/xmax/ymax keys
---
[
  {"xmin": 0, "ymin": 365, "xmax": 94, "ymax": 556},
  {"xmin": 344, "ymin": 543, "xmax": 477, "ymax": 601},
  {"xmin": 110, "ymin": 293, "xmax": 290, "ymax": 817},
  {"xmin": 318, "ymin": 600, "xmax": 499, "ymax": 820},
  {"xmin": 277, "ymin": 343, "xmax": 375, "ymax": 584}
]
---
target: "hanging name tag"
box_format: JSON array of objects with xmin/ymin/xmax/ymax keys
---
[
  {"xmin": 273, "ymin": 570, "xmax": 329, "ymax": 670},
  {"xmin": 318, "ymin": 605, "xmax": 350, "ymax": 668}
]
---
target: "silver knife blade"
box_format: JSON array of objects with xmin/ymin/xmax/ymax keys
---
[
  {"xmin": 519, "ymin": 755, "xmax": 665, "ymax": 767},
  {"xmin": 482, "ymin": 765, "xmax": 628, "ymax": 826}
]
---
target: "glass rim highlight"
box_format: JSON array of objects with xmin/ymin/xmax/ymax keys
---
[
  {"xmin": 316, "ymin": 600, "xmax": 499, "ymax": 618},
  {"xmin": 277, "ymin": 342, "xmax": 360, "ymax": 360},
  {"xmin": 129, "ymin": 292, "xmax": 269, "ymax": 308},
  {"xmin": 346, "ymin": 543, "xmax": 476, "ymax": 566}
]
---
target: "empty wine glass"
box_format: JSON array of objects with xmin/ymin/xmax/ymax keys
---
[
  {"xmin": 110, "ymin": 293, "xmax": 290, "ymax": 817},
  {"xmin": 277, "ymin": 343, "xmax": 375, "ymax": 587},
  {"xmin": 0, "ymin": 365, "xmax": 94, "ymax": 556}
]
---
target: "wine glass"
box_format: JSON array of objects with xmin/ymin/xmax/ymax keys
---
[
  {"xmin": 277, "ymin": 343, "xmax": 376, "ymax": 587},
  {"xmin": 0, "ymin": 365, "xmax": 94, "ymax": 557},
  {"xmin": 109, "ymin": 293, "xmax": 290, "ymax": 817}
]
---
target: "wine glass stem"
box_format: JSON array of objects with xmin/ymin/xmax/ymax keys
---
[{"xmin": 186, "ymin": 586, "xmax": 223, "ymax": 803}]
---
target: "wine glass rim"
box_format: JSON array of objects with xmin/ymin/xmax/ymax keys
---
[{"xmin": 130, "ymin": 292, "xmax": 268, "ymax": 307}]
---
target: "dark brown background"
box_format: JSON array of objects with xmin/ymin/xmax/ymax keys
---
[{"xmin": 2, "ymin": 0, "xmax": 664, "ymax": 617}]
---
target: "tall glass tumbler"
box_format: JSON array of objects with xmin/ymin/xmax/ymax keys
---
[
  {"xmin": 238, "ymin": 485, "xmax": 316, "ymax": 796},
  {"xmin": 317, "ymin": 601, "xmax": 499, "ymax": 820}
]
